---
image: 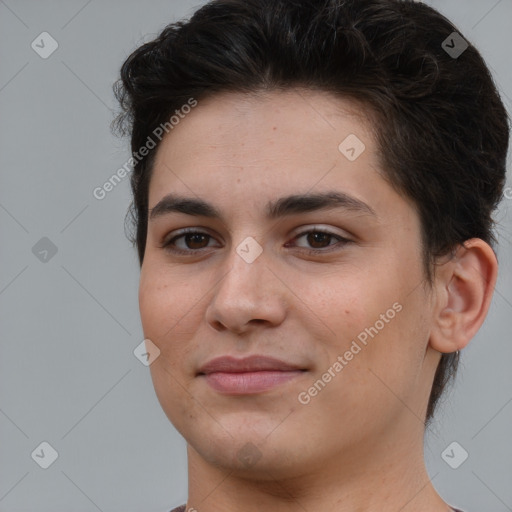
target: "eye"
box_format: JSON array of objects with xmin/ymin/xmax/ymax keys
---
[
  {"xmin": 160, "ymin": 228, "xmax": 219, "ymax": 255},
  {"xmin": 288, "ymin": 228, "xmax": 352, "ymax": 253}
]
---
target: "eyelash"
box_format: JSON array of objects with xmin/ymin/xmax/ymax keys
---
[{"xmin": 160, "ymin": 227, "xmax": 352, "ymax": 256}]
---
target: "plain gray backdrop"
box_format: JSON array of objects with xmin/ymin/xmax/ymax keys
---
[{"xmin": 0, "ymin": 1, "xmax": 511, "ymax": 511}]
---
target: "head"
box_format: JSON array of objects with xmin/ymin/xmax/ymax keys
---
[{"xmin": 114, "ymin": 0, "xmax": 509, "ymax": 475}]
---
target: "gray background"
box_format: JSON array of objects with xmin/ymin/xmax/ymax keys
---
[{"xmin": 0, "ymin": 1, "xmax": 511, "ymax": 511}]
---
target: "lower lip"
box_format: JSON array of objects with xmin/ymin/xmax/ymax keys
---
[{"xmin": 202, "ymin": 370, "xmax": 304, "ymax": 394}]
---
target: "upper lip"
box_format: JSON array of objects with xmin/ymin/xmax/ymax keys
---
[{"xmin": 197, "ymin": 355, "xmax": 305, "ymax": 375}]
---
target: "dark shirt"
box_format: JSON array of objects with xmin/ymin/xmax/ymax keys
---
[{"xmin": 170, "ymin": 505, "xmax": 465, "ymax": 511}]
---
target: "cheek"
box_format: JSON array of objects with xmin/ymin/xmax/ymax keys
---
[
  {"xmin": 138, "ymin": 267, "xmax": 207, "ymax": 380},
  {"xmin": 138, "ymin": 274, "xmax": 169, "ymax": 340},
  {"xmin": 297, "ymin": 273, "xmax": 387, "ymax": 345},
  {"xmin": 139, "ymin": 264, "xmax": 196, "ymax": 333},
  {"xmin": 139, "ymin": 271, "xmax": 199, "ymax": 427},
  {"xmin": 306, "ymin": 266, "xmax": 424, "ymax": 377}
]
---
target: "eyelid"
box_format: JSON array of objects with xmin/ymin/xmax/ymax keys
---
[
  {"xmin": 161, "ymin": 225, "xmax": 214, "ymax": 239},
  {"xmin": 290, "ymin": 224, "xmax": 351, "ymax": 239}
]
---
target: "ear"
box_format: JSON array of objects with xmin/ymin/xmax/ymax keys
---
[{"xmin": 429, "ymin": 238, "xmax": 498, "ymax": 353}]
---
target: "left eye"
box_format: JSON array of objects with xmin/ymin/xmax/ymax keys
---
[{"xmin": 289, "ymin": 229, "xmax": 351, "ymax": 252}]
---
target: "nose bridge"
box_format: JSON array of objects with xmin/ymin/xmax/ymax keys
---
[
  {"xmin": 219, "ymin": 236, "xmax": 268, "ymax": 301},
  {"xmin": 205, "ymin": 236, "xmax": 285, "ymax": 331}
]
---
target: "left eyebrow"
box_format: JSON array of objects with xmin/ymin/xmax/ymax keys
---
[
  {"xmin": 266, "ymin": 191, "xmax": 377, "ymax": 219},
  {"xmin": 148, "ymin": 191, "xmax": 377, "ymax": 222}
]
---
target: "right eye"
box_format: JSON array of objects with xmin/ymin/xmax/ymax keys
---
[{"xmin": 160, "ymin": 229, "xmax": 221, "ymax": 255}]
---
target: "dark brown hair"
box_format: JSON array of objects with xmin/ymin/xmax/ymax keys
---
[{"xmin": 114, "ymin": 0, "xmax": 510, "ymax": 423}]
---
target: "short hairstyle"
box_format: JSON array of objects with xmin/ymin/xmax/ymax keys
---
[{"xmin": 113, "ymin": 0, "xmax": 510, "ymax": 423}]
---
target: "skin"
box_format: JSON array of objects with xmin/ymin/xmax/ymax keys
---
[{"xmin": 138, "ymin": 89, "xmax": 497, "ymax": 512}]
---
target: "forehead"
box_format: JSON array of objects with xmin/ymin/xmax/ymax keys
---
[
  {"xmin": 154, "ymin": 89, "xmax": 373, "ymax": 158},
  {"xmin": 148, "ymin": 89, "xmax": 408, "ymax": 221}
]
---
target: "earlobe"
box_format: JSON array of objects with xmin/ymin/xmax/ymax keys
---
[{"xmin": 428, "ymin": 239, "xmax": 498, "ymax": 354}]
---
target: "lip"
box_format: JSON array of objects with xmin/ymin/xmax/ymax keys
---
[
  {"xmin": 197, "ymin": 355, "xmax": 307, "ymax": 394},
  {"xmin": 198, "ymin": 355, "xmax": 304, "ymax": 374}
]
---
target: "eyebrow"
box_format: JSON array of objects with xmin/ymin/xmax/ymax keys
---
[{"xmin": 148, "ymin": 191, "xmax": 377, "ymax": 221}]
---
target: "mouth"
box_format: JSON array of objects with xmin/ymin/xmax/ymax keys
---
[{"xmin": 197, "ymin": 355, "xmax": 307, "ymax": 394}]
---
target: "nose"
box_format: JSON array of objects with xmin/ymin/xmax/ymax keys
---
[{"xmin": 204, "ymin": 241, "xmax": 287, "ymax": 335}]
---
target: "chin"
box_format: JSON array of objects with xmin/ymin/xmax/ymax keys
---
[{"xmin": 186, "ymin": 419, "xmax": 311, "ymax": 478}]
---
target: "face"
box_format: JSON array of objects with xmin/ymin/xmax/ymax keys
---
[{"xmin": 139, "ymin": 90, "xmax": 440, "ymax": 479}]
